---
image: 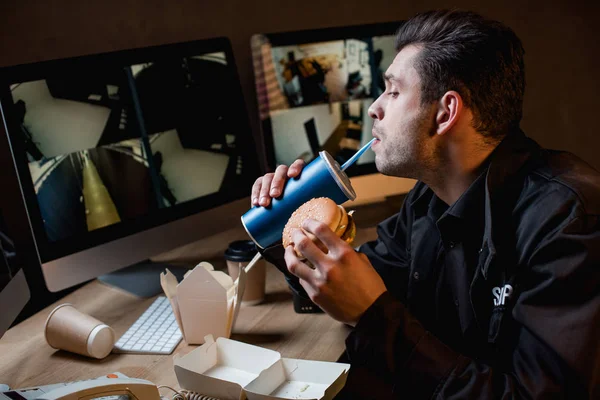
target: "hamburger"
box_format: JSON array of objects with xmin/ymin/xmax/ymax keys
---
[{"xmin": 282, "ymin": 197, "xmax": 356, "ymax": 258}]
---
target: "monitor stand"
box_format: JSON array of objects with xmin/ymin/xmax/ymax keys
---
[{"xmin": 98, "ymin": 260, "xmax": 191, "ymax": 298}]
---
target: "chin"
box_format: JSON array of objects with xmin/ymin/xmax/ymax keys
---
[
  {"xmin": 376, "ymin": 160, "xmax": 416, "ymax": 179},
  {"xmin": 375, "ymin": 159, "xmax": 394, "ymax": 176}
]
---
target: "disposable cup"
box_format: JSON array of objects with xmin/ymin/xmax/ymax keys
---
[
  {"xmin": 44, "ymin": 303, "xmax": 115, "ymax": 359},
  {"xmin": 225, "ymin": 240, "xmax": 266, "ymax": 305},
  {"xmin": 241, "ymin": 151, "xmax": 356, "ymax": 249}
]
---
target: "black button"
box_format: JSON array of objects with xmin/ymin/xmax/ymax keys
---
[
  {"xmin": 448, "ymin": 241, "xmax": 455, "ymax": 249},
  {"xmin": 413, "ymin": 271, "xmax": 420, "ymax": 280},
  {"xmin": 454, "ymin": 299, "xmax": 459, "ymax": 306}
]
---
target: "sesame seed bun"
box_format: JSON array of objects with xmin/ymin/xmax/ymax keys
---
[{"xmin": 282, "ymin": 197, "xmax": 356, "ymax": 257}]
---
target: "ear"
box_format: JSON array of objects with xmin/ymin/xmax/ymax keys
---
[{"xmin": 434, "ymin": 91, "xmax": 463, "ymax": 136}]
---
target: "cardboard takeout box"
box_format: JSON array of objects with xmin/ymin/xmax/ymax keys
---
[
  {"xmin": 160, "ymin": 262, "xmax": 247, "ymax": 345},
  {"xmin": 174, "ymin": 335, "xmax": 350, "ymax": 400}
]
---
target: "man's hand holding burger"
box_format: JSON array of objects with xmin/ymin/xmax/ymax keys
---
[
  {"xmin": 283, "ymin": 198, "xmax": 387, "ymax": 326},
  {"xmin": 251, "ymin": 160, "xmax": 387, "ymax": 325}
]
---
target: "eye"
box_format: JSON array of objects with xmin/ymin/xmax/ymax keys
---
[{"xmin": 387, "ymin": 91, "xmax": 399, "ymax": 98}]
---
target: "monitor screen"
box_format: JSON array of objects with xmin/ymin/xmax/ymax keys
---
[
  {"xmin": 0, "ymin": 37, "xmax": 260, "ymax": 288},
  {"xmin": 251, "ymin": 22, "xmax": 402, "ymax": 177}
]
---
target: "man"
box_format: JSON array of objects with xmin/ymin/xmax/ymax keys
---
[{"xmin": 251, "ymin": 10, "xmax": 600, "ymax": 398}]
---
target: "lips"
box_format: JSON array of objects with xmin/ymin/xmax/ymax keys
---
[
  {"xmin": 372, "ymin": 124, "xmax": 383, "ymax": 139},
  {"xmin": 372, "ymin": 128, "xmax": 381, "ymax": 148}
]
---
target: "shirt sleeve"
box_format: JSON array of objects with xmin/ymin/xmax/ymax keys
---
[{"xmin": 342, "ymin": 212, "xmax": 600, "ymax": 399}]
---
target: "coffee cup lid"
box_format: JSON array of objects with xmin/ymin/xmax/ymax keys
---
[{"xmin": 224, "ymin": 240, "xmax": 257, "ymax": 262}]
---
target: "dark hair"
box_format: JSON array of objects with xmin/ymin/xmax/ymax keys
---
[{"xmin": 395, "ymin": 10, "xmax": 525, "ymax": 139}]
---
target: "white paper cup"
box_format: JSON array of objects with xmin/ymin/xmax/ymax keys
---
[{"xmin": 44, "ymin": 303, "xmax": 115, "ymax": 359}]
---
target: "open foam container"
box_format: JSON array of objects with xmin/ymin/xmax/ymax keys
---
[{"xmin": 174, "ymin": 335, "xmax": 350, "ymax": 400}]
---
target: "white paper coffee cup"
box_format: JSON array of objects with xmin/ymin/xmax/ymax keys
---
[{"xmin": 44, "ymin": 303, "xmax": 115, "ymax": 359}]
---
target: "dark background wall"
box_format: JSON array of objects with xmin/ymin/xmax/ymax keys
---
[{"xmin": 1, "ymin": 0, "xmax": 599, "ymax": 172}]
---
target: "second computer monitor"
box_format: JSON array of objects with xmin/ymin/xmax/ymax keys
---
[
  {"xmin": 0, "ymin": 212, "xmax": 30, "ymax": 338},
  {"xmin": 251, "ymin": 21, "xmax": 403, "ymax": 177}
]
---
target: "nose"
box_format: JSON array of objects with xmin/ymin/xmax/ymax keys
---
[{"xmin": 368, "ymin": 97, "xmax": 383, "ymax": 120}]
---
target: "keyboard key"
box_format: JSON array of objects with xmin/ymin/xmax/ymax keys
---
[{"xmin": 113, "ymin": 296, "xmax": 183, "ymax": 355}]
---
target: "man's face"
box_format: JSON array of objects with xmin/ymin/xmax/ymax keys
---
[{"xmin": 369, "ymin": 45, "xmax": 437, "ymax": 179}]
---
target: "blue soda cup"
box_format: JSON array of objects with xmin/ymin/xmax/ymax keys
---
[{"xmin": 241, "ymin": 151, "xmax": 356, "ymax": 249}]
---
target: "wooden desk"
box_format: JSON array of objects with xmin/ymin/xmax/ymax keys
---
[
  {"xmin": 0, "ymin": 260, "xmax": 352, "ymax": 392},
  {"xmin": 0, "ymin": 202, "xmax": 392, "ymax": 392}
]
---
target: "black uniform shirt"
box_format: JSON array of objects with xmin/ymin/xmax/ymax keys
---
[
  {"xmin": 338, "ymin": 132, "xmax": 600, "ymax": 399},
  {"xmin": 413, "ymin": 170, "xmax": 487, "ymax": 357},
  {"xmin": 258, "ymin": 132, "xmax": 600, "ymax": 398}
]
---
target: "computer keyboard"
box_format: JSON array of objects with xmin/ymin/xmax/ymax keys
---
[{"xmin": 113, "ymin": 296, "xmax": 182, "ymax": 355}]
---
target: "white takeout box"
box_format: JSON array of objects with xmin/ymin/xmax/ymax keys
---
[
  {"xmin": 174, "ymin": 335, "xmax": 350, "ymax": 400},
  {"xmin": 160, "ymin": 262, "xmax": 247, "ymax": 345}
]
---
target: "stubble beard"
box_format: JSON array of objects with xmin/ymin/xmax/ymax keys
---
[{"xmin": 374, "ymin": 108, "xmax": 436, "ymax": 180}]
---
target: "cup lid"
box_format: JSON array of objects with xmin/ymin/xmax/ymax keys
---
[
  {"xmin": 320, "ymin": 151, "xmax": 356, "ymax": 200},
  {"xmin": 224, "ymin": 240, "xmax": 258, "ymax": 262}
]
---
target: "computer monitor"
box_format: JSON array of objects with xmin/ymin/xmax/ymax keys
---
[
  {"xmin": 251, "ymin": 22, "xmax": 416, "ymax": 205},
  {"xmin": 0, "ymin": 37, "xmax": 260, "ymax": 297},
  {"xmin": 0, "ymin": 212, "xmax": 30, "ymax": 338}
]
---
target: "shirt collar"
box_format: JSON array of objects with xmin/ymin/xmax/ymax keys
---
[
  {"xmin": 484, "ymin": 129, "xmax": 540, "ymax": 197},
  {"xmin": 445, "ymin": 167, "xmax": 488, "ymax": 221},
  {"xmin": 411, "ymin": 185, "xmax": 434, "ymax": 218},
  {"xmin": 411, "ymin": 161, "xmax": 489, "ymax": 222},
  {"xmin": 410, "ymin": 129, "xmax": 539, "ymax": 219}
]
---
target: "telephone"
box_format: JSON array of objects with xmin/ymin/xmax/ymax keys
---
[{"xmin": 0, "ymin": 372, "xmax": 161, "ymax": 400}]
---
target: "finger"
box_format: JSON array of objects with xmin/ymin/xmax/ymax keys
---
[
  {"xmin": 251, "ymin": 177, "xmax": 262, "ymax": 206},
  {"xmin": 259, "ymin": 173, "xmax": 274, "ymax": 206},
  {"xmin": 358, "ymin": 252, "xmax": 371, "ymax": 263},
  {"xmin": 288, "ymin": 159, "xmax": 306, "ymax": 178},
  {"xmin": 290, "ymin": 227, "xmax": 328, "ymax": 266},
  {"xmin": 284, "ymin": 245, "xmax": 317, "ymax": 283},
  {"xmin": 302, "ymin": 218, "xmax": 345, "ymax": 254},
  {"xmin": 298, "ymin": 278, "xmax": 319, "ymax": 303},
  {"xmin": 270, "ymin": 165, "xmax": 288, "ymax": 198}
]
